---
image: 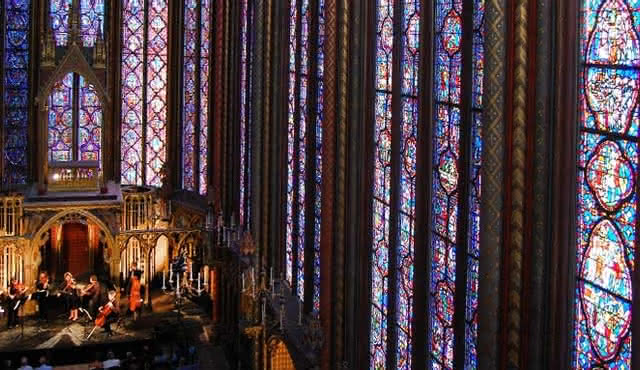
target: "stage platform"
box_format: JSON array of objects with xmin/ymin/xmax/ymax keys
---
[{"xmin": 0, "ymin": 292, "xmax": 211, "ymax": 354}]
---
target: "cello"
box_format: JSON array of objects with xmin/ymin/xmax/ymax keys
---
[{"xmin": 86, "ymin": 290, "xmax": 118, "ymax": 340}]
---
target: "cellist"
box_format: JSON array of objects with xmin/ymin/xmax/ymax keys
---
[{"xmin": 90, "ymin": 290, "xmax": 119, "ymax": 337}]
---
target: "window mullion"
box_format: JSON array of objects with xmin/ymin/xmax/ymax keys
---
[
  {"xmin": 141, "ymin": 0, "xmax": 149, "ymax": 185},
  {"xmin": 194, "ymin": 0, "xmax": 203, "ymax": 193},
  {"xmin": 72, "ymin": 73, "xmax": 80, "ymax": 161}
]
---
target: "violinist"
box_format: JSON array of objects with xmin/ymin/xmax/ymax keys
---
[
  {"xmin": 7, "ymin": 278, "xmax": 29, "ymax": 329},
  {"xmin": 58, "ymin": 272, "xmax": 79, "ymax": 321},
  {"xmin": 35, "ymin": 272, "xmax": 51, "ymax": 322},
  {"xmin": 81, "ymin": 275, "xmax": 100, "ymax": 317}
]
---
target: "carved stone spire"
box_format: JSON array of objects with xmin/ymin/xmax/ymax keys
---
[
  {"xmin": 69, "ymin": 0, "xmax": 81, "ymax": 45},
  {"xmin": 93, "ymin": 23, "xmax": 106, "ymax": 68},
  {"xmin": 42, "ymin": 15, "xmax": 56, "ymax": 67}
]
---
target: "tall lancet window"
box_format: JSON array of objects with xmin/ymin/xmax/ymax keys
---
[
  {"xmin": 573, "ymin": 0, "xmax": 639, "ymax": 367},
  {"xmin": 182, "ymin": 0, "xmax": 211, "ymax": 195},
  {"xmin": 429, "ymin": 0, "xmax": 484, "ymax": 368},
  {"xmin": 50, "ymin": 0, "xmax": 105, "ymax": 47},
  {"xmin": 285, "ymin": 0, "xmax": 324, "ymax": 311},
  {"xmin": 121, "ymin": 0, "xmax": 169, "ymax": 186},
  {"xmin": 369, "ymin": 0, "xmax": 484, "ymax": 368},
  {"xmin": 369, "ymin": 1, "xmax": 420, "ymax": 368},
  {"xmin": 239, "ymin": 0, "xmax": 254, "ymax": 228},
  {"xmin": 48, "ymin": 72, "xmax": 103, "ymax": 163},
  {"xmin": 1, "ymin": 0, "xmax": 31, "ymax": 184}
]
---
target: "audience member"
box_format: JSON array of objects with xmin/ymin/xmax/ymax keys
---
[
  {"xmin": 35, "ymin": 356, "xmax": 52, "ymax": 370},
  {"xmin": 17, "ymin": 356, "xmax": 33, "ymax": 370},
  {"xmin": 103, "ymin": 350, "xmax": 121, "ymax": 369}
]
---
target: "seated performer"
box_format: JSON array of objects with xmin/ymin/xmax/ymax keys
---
[
  {"xmin": 58, "ymin": 272, "xmax": 80, "ymax": 321},
  {"xmin": 98, "ymin": 290, "xmax": 119, "ymax": 335},
  {"xmin": 128, "ymin": 271, "xmax": 142, "ymax": 320},
  {"xmin": 81, "ymin": 275, "xmax": 101, "ymax": 318},
  {"xmin": 35, "ymin": 272, "xmax": 51, "ymax": 322}
]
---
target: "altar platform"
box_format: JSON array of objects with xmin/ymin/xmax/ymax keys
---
[{"xmin": 0, "ymin": 292, "xmax": 211, "ymax": 355}]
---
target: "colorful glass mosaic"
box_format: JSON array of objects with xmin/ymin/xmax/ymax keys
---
[
  {"xmin": 370, "ymin": 0, "xmax": 393, "ymax": 367},
  {"xmin": 240, "ymin": 0, "xmax": 253, "ymax": 227},
  {"xmin": 3, "ymin": 0, "xmax": 31, "ymax": 184},
  {"xmin": 574, "ymin": 0, "xmax": 639, "ymax": 367},
  {"xmin": 78, "ymin": 75, "xmax": 102, "ymax": 161},
  {"xmin": 50, "ymin": 0, "xmax": 104, "ymax": 47},
  {"xmin": 47, "ymin": 73, "xmax": 103, "ymax": 164},
  {"xmin": 48, "ymin": 73, "xmax": 74, "ymax": 162},
  {"xmin": 121, "ymin": 0, "xmax": 168, "ymax": 186}
]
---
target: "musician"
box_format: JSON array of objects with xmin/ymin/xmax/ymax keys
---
[
  {"xmin": 35, "ymin": 272, "xmax": 51, "ymax": 322},
  {"xmin": 58, "ymin": 272, "xmax": 79, "ymax": 321},
  {"xmin": 7, "ymin": 277, "xmax": 28, "ymax": 328},
  {"xmin": 81, "ymin": 275, "xmax": 100, "ymax": 317},
  {"xmin": 98, "ymin": 290, "xmax": 119, "ymax": 335},
  {"xmin": 124, "ymin": 261, "xmax": 142, "ymax": 296},
  {"xmin": 128, "ymin": 271, "xmax": 142, "ymax": 320}
]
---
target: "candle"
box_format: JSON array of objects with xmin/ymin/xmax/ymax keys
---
[
  {"xmin": 197, "ymin": 273, "xmax": 201, "ymax": 292},
  {"xmin": 177, "ymin": 274, "xmax": 180, "ymax": 299},
  {"xmin": 242, "ymin": 273, "xmax": 245, "ymax": 291},
  {"xmin": 162, "ymin": 270, "xmax": 166, "ymax": 290},
  {"xmin": 190, "ymin": 262, "xmax": 193, "ymax": 281}
]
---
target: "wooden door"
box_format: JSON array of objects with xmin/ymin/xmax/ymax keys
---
[{"xmin": 63, "ymin": 223, "xmax": 89, "ymax": 278}]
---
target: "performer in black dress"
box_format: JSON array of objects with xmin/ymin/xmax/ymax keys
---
[{"xmin": 58, "ymin": 272, "xmax": 79, "ymax": 321}]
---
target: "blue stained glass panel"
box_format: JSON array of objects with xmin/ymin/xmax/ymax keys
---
[
  {"xmin": 574, "ymin": 1, "xmax": 640, "ymax": 367},
  {"xmin": 4, "ymin": 0, "xmax": 31, "ymax": 184}
]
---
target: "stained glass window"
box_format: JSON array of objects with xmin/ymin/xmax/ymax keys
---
[
  {"xmin": 370, "ymin": 0, "xmax": 394, "ymax": 366},
  {"xmin": 369, "ymin": 0, "xmax": 484, "ymax": 368},
  {"xmin": 2, "ymin": 0, "xmax": 31, "ymax": 184},
  {"xmin": 182, "ymin": 0, "xmax": 211, "ymax": 195},
  {"xmin": 370, "ymin": 0, "xmax": 419, "ymax": 367},
  {"xmin": 121, "ymin": 0, "xmax": 169, "ymax": 186},
  {"xmin": 47, "ymin": 72, "xmax": 103, "ymax": 164},
  {"xmin": 429, "ymin": 0, "xmax": 484, "ymax": 368},
  {"xmin": 574, "ymin": 0, "xmax": 639, "ymax": 367},
  {"xmin": 239, "ymin": 0, "xmax": 254, "ymax": 227},
  {"xmin": 49, "ymin": 0, "xmax": 104, "ymax": 47},
  {"xmin": 286, "ymin": 0, "xmax": 324, "ymax": 310}
]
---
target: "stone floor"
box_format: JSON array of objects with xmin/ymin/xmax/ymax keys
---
[{"xmin": 0, "ymin": 292, "xmax": 208, "ymax": 353}]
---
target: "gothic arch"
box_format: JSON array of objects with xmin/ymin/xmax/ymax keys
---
[{"xmin": 28, "ymin": 209, "xmax": 116, "ymax": 284}]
